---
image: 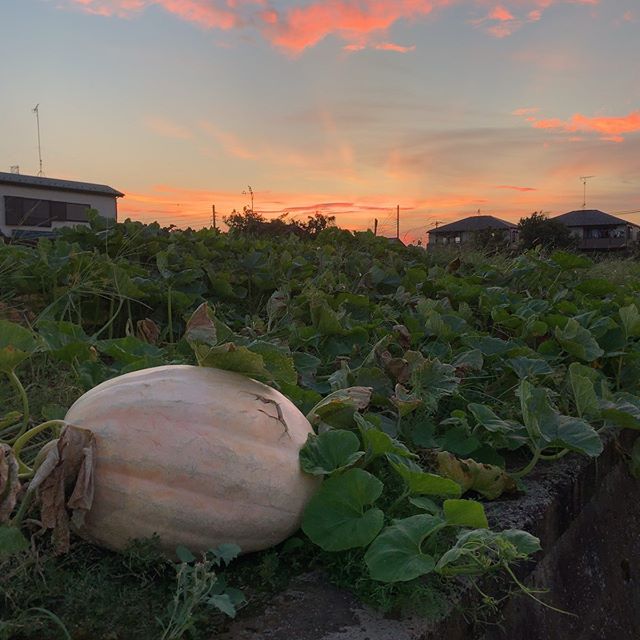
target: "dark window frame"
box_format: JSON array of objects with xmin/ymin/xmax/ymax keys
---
[{"xmin": 4, "ymin": 195, "xmax": 91, "ymax": 227}]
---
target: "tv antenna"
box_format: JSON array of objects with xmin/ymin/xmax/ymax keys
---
[
  {"xmin": 580, "ymin": 175, "xmax": 594, "ymax": 209},
  {"xmin": 32, "ymin": 104, "xmax": 45, "ymax": 176},
  {"xmin": 242, "ymin": 185, "xmax": 254, "ymax": 213}
]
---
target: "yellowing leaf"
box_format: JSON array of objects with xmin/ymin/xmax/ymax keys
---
[{"xmin": 436, "ymin": 451, "xmax": 517, "ymax": 500}]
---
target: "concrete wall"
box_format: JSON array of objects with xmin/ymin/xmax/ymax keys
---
[{"xmin": 0, "ymin": 183, "xmax": 118, "ymax": 237}]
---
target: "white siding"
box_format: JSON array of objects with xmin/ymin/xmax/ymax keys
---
[{"xmin": 0, "ymin": 183, "xmax": 118, "ymax": 237}]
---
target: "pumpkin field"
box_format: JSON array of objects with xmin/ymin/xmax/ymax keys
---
[{"xmin": 1, "ymin": 216, "xmax": 640, "ymax": 639}]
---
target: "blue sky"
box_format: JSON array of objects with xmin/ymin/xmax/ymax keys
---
[{"xmin": 1, "ymin": 0, "xmax": 639, "ymax": 240}]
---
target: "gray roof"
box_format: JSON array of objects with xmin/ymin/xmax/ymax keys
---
[
  {"xmin": 553, "ymin": 209, "xmax": 638, "ymax": 228},
  {"xmin": 0, "ymin": 172, "xmax": 124, "ymax": 198},
  {"xmin": 428, "ymin": 215, "xmax": 517, "ymax": 235}
]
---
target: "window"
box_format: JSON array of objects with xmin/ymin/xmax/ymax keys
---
[
  {"xmin": 5, "ymin": 197, "xmax": 51, "ymax": 227},
  {"xmin": 4, "ymin": 196, "xmax": 90, "ymax": 226}
]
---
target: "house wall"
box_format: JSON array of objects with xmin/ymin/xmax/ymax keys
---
[
  {"xmin": 428, "ymin": 228, "xmax": 516, "ymax": 246},
  {"xmin": 0, "ymin": 183, "xmax": 117, "ymax": 237},
  {"xmin": 569, "ymin": 224, "xmax": 638, "ymax": 240}
]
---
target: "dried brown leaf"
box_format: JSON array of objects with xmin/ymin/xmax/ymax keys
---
[
  {"xmin": 34, "ymin": 425, "xmax": 96, "ymax": 554},
  {"xmin": 136, "ymin": 318, "xmax": 160, "ymax": 344},
  {"xmin": 0, "ymin": 444, "xmax": 20, "ymax": 523},
  {"xmin": 392, "ymin": 324, "xmax": 412, "ymax": 350},
  {"xmin": 185, "ymin": 302, "xmax": 217, "ymax": 347}
]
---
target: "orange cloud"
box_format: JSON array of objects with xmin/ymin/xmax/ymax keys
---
[
  {"xmin": 521, "ymin": 110, "xmax": 640, "ymax": 142},
  {"xmin": 495, "ymin": 185, "xmax": 537, "ymax": 192}
]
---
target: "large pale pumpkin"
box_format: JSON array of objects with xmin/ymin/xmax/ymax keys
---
[{"xmin": 64, "ymin": 365, "xmax": 319, "ymax": 555}]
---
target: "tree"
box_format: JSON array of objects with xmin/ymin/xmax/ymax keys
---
[
  {"xmin": 223, "ymin": 208, "xmax": 335, "ymax": 240},
  {"xmin": 517, "ymin": 212, "xmax": 575, "ymax": 251},
  {"xmin": 223, "ymin": 207, "xmax": 266, "ymax": 234}
]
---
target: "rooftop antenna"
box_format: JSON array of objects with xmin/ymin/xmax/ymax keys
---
[
  {"xmin": 580, "ymin": 175, "xmax": 594, "ymax": 209},
  {"xmin": 32, "ymin": 104, "xmax": 44, "ymax": 176},
  {"xmin": 242, "ymin": 185, "xmax": 254, "ymax": 213}
]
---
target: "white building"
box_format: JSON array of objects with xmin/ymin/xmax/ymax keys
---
[{"xmin": 0, "ymin": 171, "xmax": 123, "ymax": 239}]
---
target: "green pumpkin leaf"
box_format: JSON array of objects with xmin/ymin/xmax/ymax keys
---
[
  {"xmin": 389, "ymin": 456, "xmax": 462, "ymax": 498},
  {"xmin": 37, "ymin": 320, "xmax": 95, "ymax": 364},
  {"xmin": 212, "ymin": 543, "xmax": 242, "ymax": 566},
  {"xmin": 465, "ymin": 336, "xmax": 513, "ymax": 357},
  {"xmin": 555, "ymin": 318, "xmax": 604, "ymax": 362},
  {"xmin": 568, "ymin": 362, "xmax": 600, "ymax": 419},
  {"xmin": 600, "ymin": 394, "xmax": 640, "ymax": 430},
  {"xmin": 364, "ymin": 515, "xmax": 444, "ymax": 582},
  {"xmin": 299, "ymin": 430, "xmax": 365, "ymax": 476},
  {"xmin": 619, "ymin": 304, "xmax": 640, "ymax": 340},
  {"xmin": 306, "ymin": 387, "xmax": 372, "ymax": 427},
  {"xmin": 0, "ymin": 525, "xmax": 29, "ymax": 558},
  {"xmin": 195, "ymin": 343, "xmax": 271, "ymax": 382},
  {"xmin": 443, "ymin": 499, "xmax": 488, "ymax": 529},
  {"xmin": 520, "ymin": 381, "xmax": 602, "ymax": 455},
  {"xmin": 501, "ymin": 529, "xmax": 542, "ymax": 557},
  {"xmin": 507, "ymin": 357, "xmax": 554, "ymax": 380},
  {"xmin": 0, "ymin": 319, "xmax": 39, "ymax": 373},
  {"xmin": 550, "ymin": 251, "xmax": 592, "ymax": 270},
  {"xmin": 468, "ymin": 403, "xmax": 523, "ymax": 436},
  {"xmin": 451, "ymin": 349, "xmax": 484, "ymax": 372},
  {"xmin": 408, "ymin": 496, "xmax": 440, "ymax": 515},
  {"xmin": 354, "ymin": 413, "xmax": 414, "ymax": 461},
  {"xmin": 208, "ymin": 593, "xmax": 237, "ymax": 618},
  {"xmin": 175, "ymin": 545, "xmax": 196, "ymax": 563},
  {"xmin": 248, "ymin": 341, "xmax": 297, "ymax": 386},
  {"xmin": 301, "ymin": 468, "xmax": 384, "ymax": 551},
  {"xmin": 436, "ymin": 528, "xmax": 540, "ymax": 576},
  {"xmin": 98, "ymin": 336, "xmax": 165, "ymax": 365}
]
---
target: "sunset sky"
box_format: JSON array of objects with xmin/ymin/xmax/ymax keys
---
[{"xmin": 1, "ymin": 0, "xmax": 639, "ymax": 242}]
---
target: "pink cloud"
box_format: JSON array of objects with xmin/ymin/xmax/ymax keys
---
[
  {"xmin": 263, "ymin": 0, "xmax": 438, "ymax": 54},
  {"xmin": 524, "ymin": 111, "xmax": 640, "ymax": 142},
  {"xmin": 61, "ymin": 0, "xmax": 601, "ymax": 51},
  {"xmin": 374, "ymin": 42, "xmax": 416, "ymax": 53},
  {"xmin": 62, "ymin": 0, "xmax": 240, "ymax": 28},
  {"xmin": 489, "ymin": 6, "xmax": 515, "ymax": 21}
]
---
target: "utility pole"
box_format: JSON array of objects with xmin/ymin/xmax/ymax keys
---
[
  {"xmin": 211, "ymin": 204, "xmax": 217, "ymax": 230},
  {"xmin": 580, "ymin": 176, "xmax": 595, "ymax": 209},
  {"xmin": 396, "ymin": 205, "xmax": 400, "ymax": 239},
  {"xmin": 32, "ymin": 104, "xmax": 44, "ymax": 176},
  {"xmin": 373, "ymin": 218, "xmax": 378, "ymax": 236}
]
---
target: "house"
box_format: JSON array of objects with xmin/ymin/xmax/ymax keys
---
[
  {"xmin": 427, "ymin": 215, "xmax": 518, "ymax": 247},
  {"xmin": 552, "ymin": 209, "xmax": 640, "ymax": 251},
  {"xmin": 0, "ymin": 171, "xmax": 124, "ymax": 239}
]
